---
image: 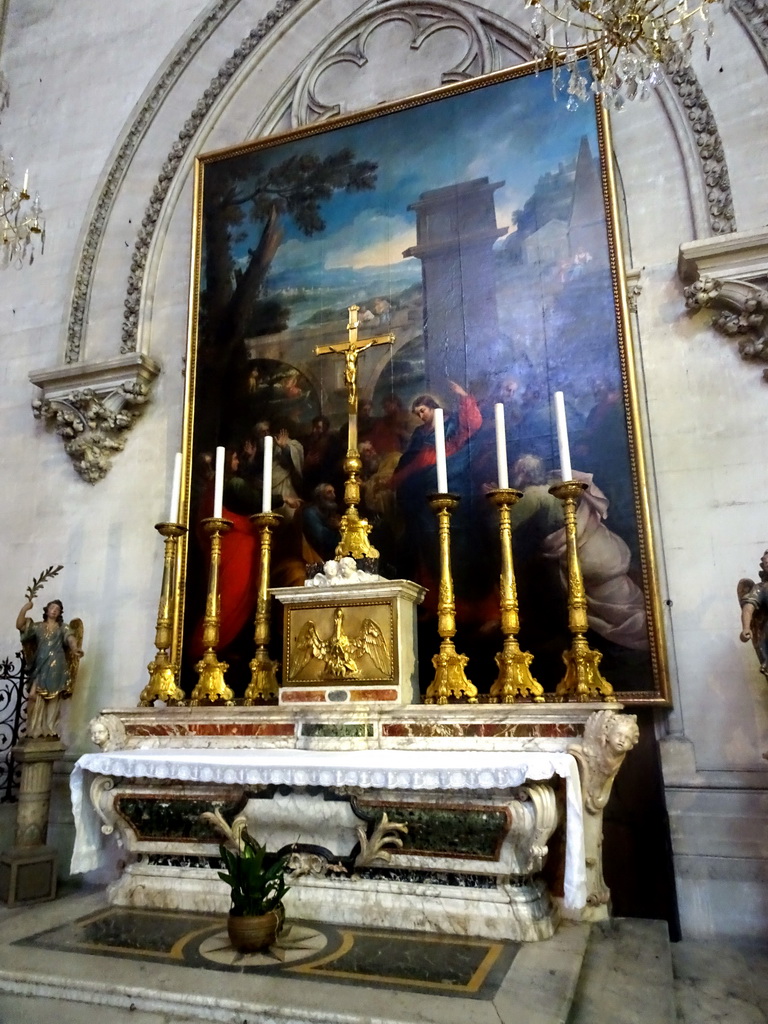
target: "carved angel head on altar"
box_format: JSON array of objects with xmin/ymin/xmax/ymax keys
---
[
  {"xmin": 338, "ymin": 557, "xmax": 358, "ymax": 581},
  {"xmin": 604, "ymin": 713, "xmax": 640, "ymax": 755}
]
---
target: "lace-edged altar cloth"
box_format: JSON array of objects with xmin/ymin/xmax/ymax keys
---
[{"xmin": 70, "ymin": 746, "xmax": 587, "ymax": 908}]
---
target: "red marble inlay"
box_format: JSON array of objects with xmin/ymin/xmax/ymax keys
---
[
  {"xmin": 350, "ymin": 689, "xmax": 399, "ymax": 701},
  {"xmin": 127, "ymin": 723, "xmax": 295, "ymax": 737},
  {"xmin": 280, "ymin": 690, "xmax": 327, "ymax": 702}
]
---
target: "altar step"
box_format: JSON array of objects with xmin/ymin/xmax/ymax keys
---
[
  {"xmin": 0, "ymin": 890, "xmax": 677, "ymax": 1024},
  {"xmin": 568, "ymin": 919, "xmax": 676, "ymax": 1024}
]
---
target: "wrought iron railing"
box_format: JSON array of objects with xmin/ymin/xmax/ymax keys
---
[{"xmin": 0, "ymin": 651, "xmax": 29, "ymax": 803}]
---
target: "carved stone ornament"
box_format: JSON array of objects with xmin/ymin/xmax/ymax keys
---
[
  {"xmin": 30, "ymin": 354, "xmax": 161, "ymax": 484},
  {"xmin": 569, "ymin": 710, "xmax": 639, "ymax": 913},
  {"xmin": 679, "ymin": 228, "xmax": 768, "ymax": 382}
]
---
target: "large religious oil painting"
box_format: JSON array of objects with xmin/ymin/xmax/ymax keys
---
[{"xmin": 180, "ymin": 60, "xmax": 669, "ymax": 704}]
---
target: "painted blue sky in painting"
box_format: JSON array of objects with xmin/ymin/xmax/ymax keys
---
[{"xmin": 220, "ymin": 65, "xmax": 598, "ymax": 294}]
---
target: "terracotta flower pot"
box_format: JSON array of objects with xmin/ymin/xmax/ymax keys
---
[{"xmin": 226, "ymin": 905, "xmax": 284, "ymax": 953}]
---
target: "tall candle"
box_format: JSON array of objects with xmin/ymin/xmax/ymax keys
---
[
  {"xmin": 553, "ymin": 391, "xmax": 572, "ymax": 481},
  {"xmin": 22, "ymin": 168, "xmax": 28, "ymax": 193},
  {"xmin": 261, "ymin": 435, "xmax": 273, "ymax": 513},
  {"xmin": 348, "ymin": 413, "xmax": 358, "ymax": 452},
  {"xmin": 494, "ymin": 403, "xmax": 509, "ymax": 489},
  {"xmin": 213, "ymin": 446, "xmax": 225, "ymax": 518},
  {"xmin": 433, "ymin": 407, "xmax": 448, "ymax": 493},
  {"xmin": 168, "ymin": 452, "xmax": 182, "ymax": 523}
]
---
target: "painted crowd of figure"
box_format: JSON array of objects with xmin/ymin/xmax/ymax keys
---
[{"xmin": 186, "ymin": 362, "xmax": 650, "ymax": 693}]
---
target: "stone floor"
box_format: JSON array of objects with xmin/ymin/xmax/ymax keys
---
[{"xmin": 0, "ymin": 887, "xmax": 766, "ymax": 1023}]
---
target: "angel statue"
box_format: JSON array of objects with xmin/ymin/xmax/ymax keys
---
[
  {"xmin": 16, "ymin": 596, "xmax": 84, "ymax": 738},
  {"xmin": 738, "ymin": 549, "xmax": 768, "ymax": 678}
]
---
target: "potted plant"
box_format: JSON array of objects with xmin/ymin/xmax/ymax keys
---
[{"xmin": 202, "ymin": 811, "xmax": 290, "ymax": 953}]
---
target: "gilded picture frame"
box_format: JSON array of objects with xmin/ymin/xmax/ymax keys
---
[{"xmin": 179, "ymin": 59, "xmax": 670, "ymax": 705}]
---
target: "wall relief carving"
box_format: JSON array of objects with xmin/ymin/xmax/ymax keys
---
[
  {"xmin": 679, "ymin": 229, "xmax": 768, "ymax": 382},
  {"xmin": 30, "ymin": 354, "xmax": 161, "ymax": 484}
]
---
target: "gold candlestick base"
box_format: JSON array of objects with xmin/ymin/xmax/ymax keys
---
[
  {"xmin": 189, "ymin": 516, "xmax": 235, "ymax": 706},
  {"xmin": 549, "ymin": 480, "xmax": 616, "ymax": 704},
  {"xmin": 486, "ymin": 488, "xmax": 544, "ymax": 704},
  {"xmin": 245, "ymin": 649, "xmax": 280, "ymax": 704},
  {"xmin": 190, "ymin": 650, "xmax": 234, "ymax": 706},
  {"xmin": 426, "ymin": 639, "xmax": 477, "ymax": 704},
  {"xmin": 141, "ymin": 651, "xmax": 186, "ymax": 706},
  {"xmin": 490, "ymin": 639, "xmax": 544, "ymax": 703},
  {"xmin": 139, "ymin": 521, "xmax": 187, "ymax": 707},
  {"xmin": 336, "ymin": 449, "xmax": 378, "ymax": 560},
  {"xmin": 244, "ymin": 510, "xmax": 282, "ymax": 705},
  {"xmin": 555, "ymin": 633, "xmax": 617, "ymax": 703}
]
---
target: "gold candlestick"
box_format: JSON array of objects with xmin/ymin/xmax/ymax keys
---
[
  {"xmin": 139, "ymin": 522, "xmax": 188, "ymax": 706},
  {"xmin": 487, "ymin": 489, "xmax": 544, "ymax": 703},
  {"xmin": 244, "ymin": 511, "xmax": 282, "ymax": 704},
  {"xmin": 549, "ymin": 481, "xmax": 616, "ymax": 703},
  {"xmin": 189, "ymin": 516, "xmax": 235, "ymax": 706},
  {"xmin": 336, "ymin": 448, "xmax": 378, "ymax": 560},
  {"xmin": 424, "ymin": 493, "xmax": 477, "ymax": 705}
]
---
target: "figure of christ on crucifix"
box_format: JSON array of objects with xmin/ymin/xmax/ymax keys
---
[{"xmin": 315, "ymin": 304, "xmax": 395, "ymax": 423}]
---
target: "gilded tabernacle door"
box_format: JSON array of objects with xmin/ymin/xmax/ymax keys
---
[{"xmin": 177, "ymin": 58, "xmax": 669, "ymax": 705}]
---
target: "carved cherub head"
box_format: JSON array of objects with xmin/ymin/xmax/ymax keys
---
[
  {"xmin": 605, "ymin": 713, "xmax": 640, "ymax": 755},
  {"xmin": 89, "ymin": 716, "xmax": 109, "ymax": 748},
  {"xmin": 338, "ymin": 557, "xmax": 358, "ymax": 580}
]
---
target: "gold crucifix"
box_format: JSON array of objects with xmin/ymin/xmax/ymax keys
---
[
  {"xmin": 313, "ymin": 305, "xmax": 395, "ymax": 561},
  {"xmin": 315, "ymin": 305, "xmax": 395, "ymax": 413}
]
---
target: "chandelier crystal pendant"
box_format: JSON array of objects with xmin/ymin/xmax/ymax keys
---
[
  {"xmin": 0, "ymin": 148, "xmax": 45, "ymax": 269},
  {"xmin": 526, "ymin": 0, "xmax": 724, "ymax": 108}
]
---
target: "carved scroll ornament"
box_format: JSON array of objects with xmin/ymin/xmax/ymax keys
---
[{"xmin": 684, "ymin": 276, "xmax": 768, "ymax": 379}]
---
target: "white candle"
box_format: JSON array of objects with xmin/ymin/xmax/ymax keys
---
[
  {"xmin": 213, "ymin": 446, "xmax": 225, "ymax": 518},
  {"xmin": 553, "ymin": 391, "xmax": 572, "ymax": 481},
  {"xmin": 348, "ymin": 413, "xmax": 358, "ymax": 452},
  {"xmin": 22, "ymin": 168, "xmax": 28, "ymax": 193},
  {"xmin": 433, "ymin": 407, "xmax": 448, "ymax": 493},
  {"xmin": 261, "ymin": 435, "xmax": 273, "ymax": 513},
  {"xmin": 168, "ymin": 452, "xmax": 182, "ymax": 523},
  {"xmin": 494, "ymin": 403, "xmax": 509, "ymax": 489}
]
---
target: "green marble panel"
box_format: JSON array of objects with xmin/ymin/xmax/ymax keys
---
[
  {"xmin": 115, "ymin": 796, "xmax": 241, "ymax": 842},
  {"xmin": 364, "ymin": 804, "xmax": 509, "ymax": 860},
  {"xmin": 300, "ymin": 723, "xmax": 374, "ymax": 737}
]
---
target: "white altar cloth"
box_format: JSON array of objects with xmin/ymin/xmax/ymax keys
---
[{"xmin": 70, "ymin": 747, "xmax": 587, "ymax": 908}]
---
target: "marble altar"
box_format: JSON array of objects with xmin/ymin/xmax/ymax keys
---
[{"xmin": 71, "ymin": 704, "xmax": 639, "ymax": 942}]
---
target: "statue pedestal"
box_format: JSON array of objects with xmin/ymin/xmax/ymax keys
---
[
  {"xmin": 0, "ymin": 736, "xmax": 64, "ymax": 905},
  {"xmin": 0, "ymin": 845, "xmax": 58, "ymax": 906},
  {"xmin": 272, "ymin": 580, "xmax": 425, "ymax": 706}
]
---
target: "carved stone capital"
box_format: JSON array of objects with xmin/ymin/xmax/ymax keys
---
[
  {"xmin": 679, "ymin": 229, "xmax": 768, "ymax": 382},
  {"xmin": 29, "ymin": 354, "xmax": 161, "ymax": 483},
  {"xmin": 569, "ymin": 709, "xmax": 639, "ymax": 918}
]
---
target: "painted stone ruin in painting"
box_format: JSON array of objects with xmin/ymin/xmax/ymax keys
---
[{"xmin": 182, "ymin": 68, "xmax": 657, "ymax": 702}]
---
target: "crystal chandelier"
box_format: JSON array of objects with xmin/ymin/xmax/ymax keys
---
[
  {"xmin": 0, "ymin": 69, "xmax": 45, "ymax": 268},
  {"xmin": 0, "ymin": 148, "xmax": 44, "ymax": 268},
  {"xmin": 526, "ymin": 0, "xmax": 723, "ymax": 108}
]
